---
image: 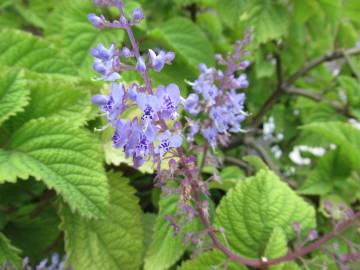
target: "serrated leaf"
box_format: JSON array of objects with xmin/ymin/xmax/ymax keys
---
[
  {"xmin": 299, "ymin": 150, "xmax": 351, "ymax": 195},
  {"xmin": 0, "ymin": 68, "xmax": 29, "ymax": 126},
  {"xmin": 0, "ymin": 232, "xmax": 21, "ymax": 268},
  {"xmin": 243, "ymin": 155, "xmax": 269, "ymax": 171},
  {"xmin": 61, "ymin": 173, "xmax": 143, "ymax": 270},
  {"xmin": 301, "ymin": 122, "xmax": 360, "ymax": 172},
  {"xmin": 248, "ymin": 1, "xmax": 288, "ymax": 44},
  {"xmin": 150, "ymin": 17, "xmax": 214, "ymax": 68},
  {"xmin": 145, "ymin": 195, "xmax": 198, "ymax": 270},
  {"xmin": 0, "ymin": 118, "xmax": 109, "ymax": 218},
  {"xmin": 49, "ymin": 0, "xmax": 124, "ymax": 76},
  {"xmin": 8, "ymin": 73, "xmax": 92, "ymax": 128},
  {"xmin": 215, "ymin": 170, "xmax": 316, "ymax": 258},
  {"xmin": 0, "ymin": 29, "xmax": 76, "ymax": 75},
  {"xmin": 177, "ymin": 250, "xmax": 246, "ymax": 270},
  {"xmin": 216, "ymin": 0, "xmax": 246, "ymax": 28}
]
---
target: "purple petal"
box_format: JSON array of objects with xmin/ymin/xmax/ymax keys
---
[
  {"xmin": 170, "ymin": 134, "xmax": 182, "ymax": 148},
  {"xmin": 92, "ymin": 94, "xmax": 107, "ymax": 105}
]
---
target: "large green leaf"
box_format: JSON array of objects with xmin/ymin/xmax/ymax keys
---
[
  {"xmin": 150, "ymin": 17, "xmax": 214, "ymax": 68},
  {"xmin": 0, "ymin": 232, "xmax": 21, "ymax": 268},
  {"xmin": 9, "ymin": 73, "xmax": 92, "ymax": 128},
  {"xmin": 302, "ymin": 122, "xmax": 360, "ymax": 171},
  {"xmin": 61, "ymin": 173, "xmax": 144, "ymax": 270},
  {"xmin": 144, "ymin": 195, "xmax": 198, "ymax": 270},
  {"xmin": 0, "ymin": 68, "xmax": 29, "ymax": 126},
  {"xmin": 0, "ymin": 118, "xmax": 109, "ymax": 218},
  {"xmin": 47, "ymin": 0, "xmax": 124, "ymax": 76},
  {"xmin": 0, "ymin": 29, "xmax": 76, "ymax": 75},
  {"xmin": 178, "ymin": 250, "xmax": 246, "ymax": 270},
  {"xmin": 215, "ymin": 170, "xmax": 316, "ymax": 258}
]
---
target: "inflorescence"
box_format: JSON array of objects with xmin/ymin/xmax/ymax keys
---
[{"xmin": 89, "ymin": 0, "xmax": 250, "ymax": 170}]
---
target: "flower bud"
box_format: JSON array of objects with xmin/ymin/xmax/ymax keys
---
[
  {"xmin": 132, "ymin": 7, "xmax": 144, "ymax": 24},
  {"xmin": 88, "ymin": 13, "xmax": 105, "ymax": 29}
]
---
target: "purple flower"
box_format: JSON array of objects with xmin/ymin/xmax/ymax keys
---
[
  {"xmin": 88, "ymin": 13, "xmax": 106, "ymax": 28},
  {"xmin": 148, "ymin": 49, "xmax": 166, "ymax": 72},
  {"xmin": 91, "ymin": 43, "xmax": 120, "ymax": 81},
  {"xmin": 156, "ymin": 84, "xmax": 181, "ymax": 120},
  {"xmin": 148, "ymin": 49, "xmax": 175, "ymax": 72},
  {"xmin": 202, "ymin": 127, "xmax": 217, "ymax": 149},
  {"xmin": 131, "ymin": 7, "xmax": 144, "ymax": 24},
  {"xmin": 136, "ymin": 56, "xmax": 146, "ymax": 73},
  {"xmin": 92, "ymin": 83, "xmax": 125, "ymax": 124},
  {"xmin": 136, "ymin": 93, "xmax": 160, "ymax": 125},
  {"xmin": 155, "ymin": 130, "xmax": 182, "ymax": 157},
  {"xmin": 184, "ymin": 93, "xmax": 200, "ymax": 115},
  {"xmin": 121, "ymin": 47, "xmax": 132, "ymax": 58},
  {"xmin": 93, "ymin": 0, "xmax": 117, "ymax": 6}
]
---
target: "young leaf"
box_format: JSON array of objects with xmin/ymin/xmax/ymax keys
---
[
  {"xmin": 215, "ymin": 170, "xmax": 316, "ymax": 258},
  {"xmin": 264, "ymin": 227, "xmax": 288, "ymax": 270},
  {"xmin": 0, "ymin": 233, "xmax": 21, "ymax": 268},
  {"xmin": 149, "ymin": 17, "xmax": 214, "ymax": 68},
  {"xmin": 178, "ymin": 250, "xmax": 247, "ymax": 270},
  {"xmin": 61, "ymin": 173, "xmax": 144, "ymax": 270},
  {"xmin": 0, "ymin": 118, "xmax": 109, "ymax": 218},
  {"xmin": 0, "ymin": 29, "xmax": 76, "ymax": 75},
  {"xmin": 0, "ymin": 68, "xmax": 29, "ymax": 127},
  {"xmin": 299, "ymin": 150, "xmax": 351, "ymax": 195},
  {"xmin": 302, "ymin": 122, "xmax": 360, "ymax": 172},
  {"xmin": 247, "ymin": 1, "xmax": 288, "ymax": 44}
]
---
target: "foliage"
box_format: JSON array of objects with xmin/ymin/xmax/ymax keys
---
[{"xmin": 0, "ymin": 0, "xmax": 359, "ymax": 269}]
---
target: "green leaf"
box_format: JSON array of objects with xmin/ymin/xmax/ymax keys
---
[
  {"xmin": 243, "ymin": 155, "xmax": 269, "ymax": 171},
  {"xmin": 345, "ymin": 0, "xmax": 360, "ymax": 23},
  {"xmin": 0, "ymin": 232, "xmax": 21, "ymax": 268},
  {"xmin": 61, "ymin": 173, "xmax": 144, "ymax": 270},
  {"xmin": 338, "ymin": 76, "xmax": 360, "ymax": 106},
  {"xmin": 150, "ymin": 17, "xmax": 214, "ymax": 68},
  {"xmin": 9, "ymin": 73, "xmax": 92, "ymax": 128},
  {"xmin": 248, "ymin": 1, "xmax": 288, "ymax": 44},
  {"xmin": 144, "ymin": 195, "xmax": 198, "ymax": 270},
  {"xmin": 3, "ymin": 204, "xmax": 60, "ymax": 262},
  {"xmin": 48, "ymin": 0, "xmax": 124, "ymax": 76},
  {"xmin": 216, "ymin": 0, "xmax": 246, "ymax": 28},
  {"xmin": 299, "ymin": 150, "xmax": 351, "ymax": 195},
  {"xmin": 178, "ymin": 250, "xmax": 247, "ymax": 270},
  {"xmin": 215, "ymin": 170, "xmax": 316, "ymax": 258},
  {"xmin": 301, "ymin": 122, "xmax": 360, "ymax": 171},
  {"xmin": 0, "ymin": 118, "xmax": 109, "ymax": 218},
  {"xmin": 0, "ymin": 29, "xmax": 76, "ymax": 75},
  {"xmin": 264, "ymin": 228, "xmax": 287, "ymax": 270},
  {"xmin": 0, "ymin": 68, "xmax": 29, "ymax": 126}
]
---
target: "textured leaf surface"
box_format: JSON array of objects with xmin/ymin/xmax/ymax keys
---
[
  {"xmin": 215, "ymin": 170, "xmax": 315, "ymax": 258},
  {"xmin": 9, "ymin": 74, "xmax": 92, "ymax": 128},
  {"xmin": 302, "ymin": 122, "xmax": 360, "ymax": 171},
  {"xmin": 0, "ymin": 233, "xmax": 21, "ymax": 268},
  {"xmin": 144, "ymin": 195, "xmax": 197, "ymax": 270},
  {"xmin": 150, "ymin": 17, "xmax": 214, "ymax": 67},
  {"xmin": 61, "ymin": 173, "xmax": 143, "ymax": 270},
  {"xmin": 216, "ymin": 0, "xmax": 246, "ymax": 28},
  {"xmin": 0, "ymin": 118, "xmax": 109, "ymax": 218},
  {"xmin": 264, "ymin": 228, "xmax": 288, "ymax": 270},
  {"xmin": 0, "ymin": 68, "xmax": 29, "ymax": 126},
  {"xmin": 0, "ymin": 29, "xmax": 76, "ymax": 75},
  {"xmin": 178, "ymin": 250, "xmax": 246, "ymax": 270},
  {"xmin": 248, "ymin": 1, "xmax": 288, "ymax": 44}
]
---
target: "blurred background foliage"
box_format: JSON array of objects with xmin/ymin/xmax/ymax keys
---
[{"xmin": 0, "ymin": 0, "xmax": 360, "ymax": 269}]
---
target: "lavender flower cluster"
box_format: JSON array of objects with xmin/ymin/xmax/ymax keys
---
[
  {"xmin": 89, "ymin": 1, "xmax": 182, "ymax": 168},
  {"xmin": 184, "ymin": 36, "xmax": 251, "ymax": 149},
  {"xmin": 1, "ymin": 254, "xmax": 69, "ymax": 270}
]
